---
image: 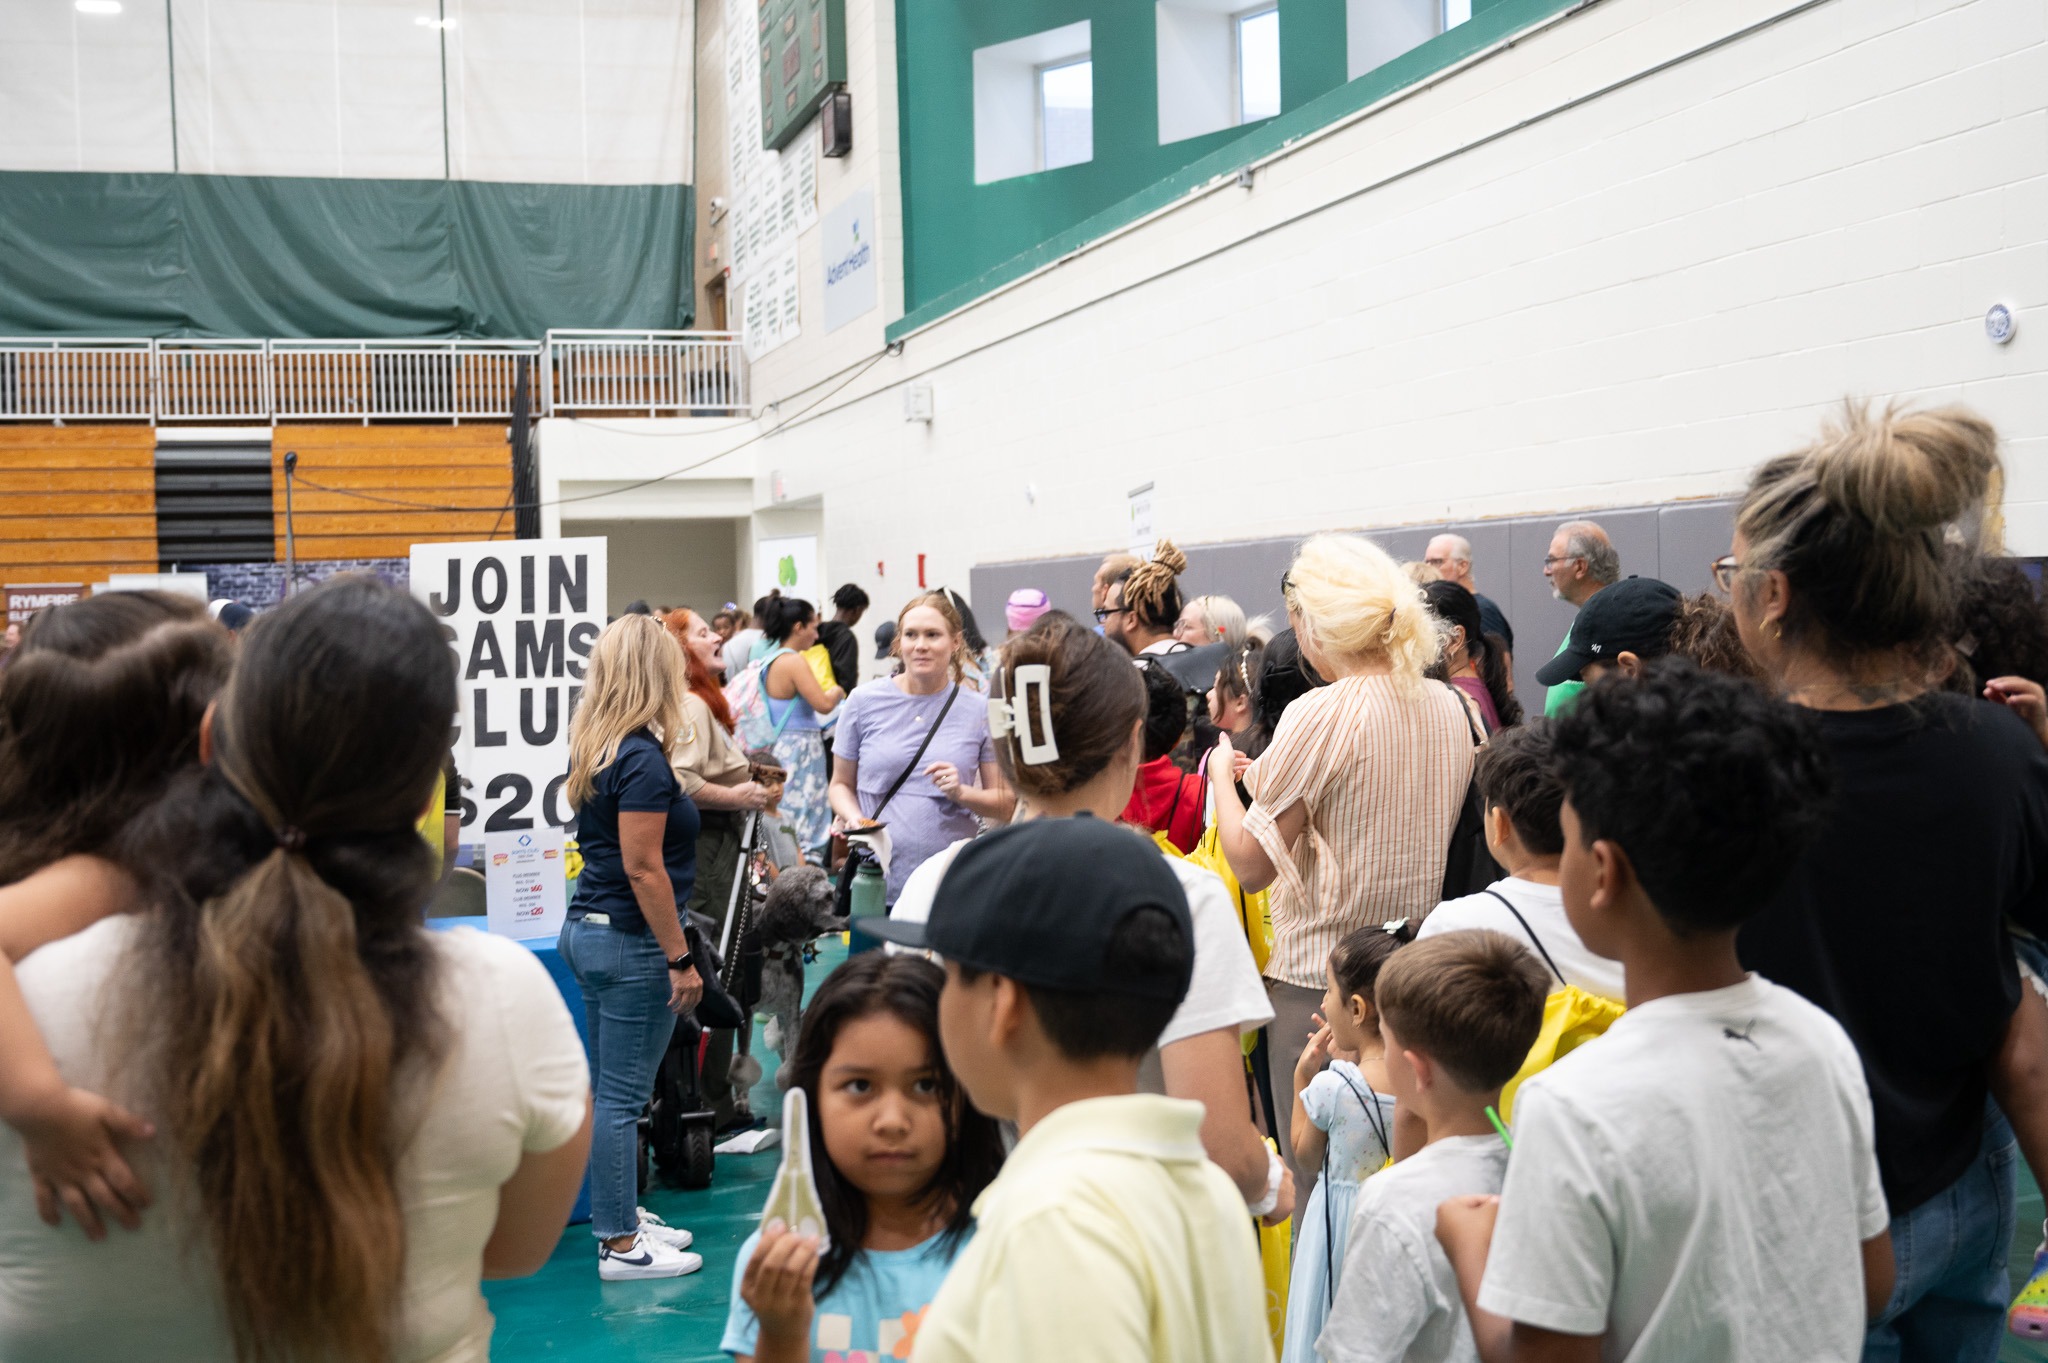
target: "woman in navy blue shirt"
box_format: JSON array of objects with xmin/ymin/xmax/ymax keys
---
[{"xmin": 559, "ymin": 615, "xmax": 705, "ymax": 1281}]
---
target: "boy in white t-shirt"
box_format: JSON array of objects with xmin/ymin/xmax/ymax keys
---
[
  {"xmin": 1419, "ymin": 722, "xmax": 1624, "ymax": 1003},
  {"xmin": 1318, "ymin": 932, "xmax": 1549, "ymax": 1363},
  {"xmin": 1434, "ymin": 662, "xmax": 1892, "ymax": 1362}
]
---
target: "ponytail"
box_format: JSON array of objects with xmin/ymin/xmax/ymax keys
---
[{"xmin": 118, "ymin": 576, "xmax": 454, "ymax": 1363}]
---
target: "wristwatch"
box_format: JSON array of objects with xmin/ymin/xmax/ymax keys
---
[{"xmin": 667, "ymin": 952, "xmax": 695, "ymax": 974}]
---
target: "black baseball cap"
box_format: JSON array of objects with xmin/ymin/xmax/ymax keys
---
[
  {"xmin": 859, "ymin": 814, "xmax": 1194, "ymax": 1002},
  {"xmin": 874, "ymin": 619, "xmax": 897, "ymax": 659},
  {"xmin": 1536, "ymin": 576, "xmax": 1683, "ymax": 686}
]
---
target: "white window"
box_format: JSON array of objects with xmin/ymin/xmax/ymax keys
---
[
  {"xmin": 1346, "ymin": 0, "xmax": 1445, "ymax": 82},
  {"xmin": 1236, "ymin": 7, "xmax": 1280, "ymax": 124},
  {"xmin": 1039, "ymin": 58, "xmax": 1094, "ymax": 172},
  {"xmin": 1156, "ymin": 1, "xmax": 1280, "ymax": 146},
  {"xmin": 973, "ymin": 22, "xmax": 1092, "ymax": 184}
]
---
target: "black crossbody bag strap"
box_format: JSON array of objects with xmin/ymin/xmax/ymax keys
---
[
  {"xmin": 1324, "ymin": 1068, "xmax": 1390, "ymax": 1302},
  {"xmin": 872, "ymin": 684, "xmax": 959, "ymax": 819},
  {"xmin": 1483, "ymin": 888, "xmax": 1567, "ymax": 986}
]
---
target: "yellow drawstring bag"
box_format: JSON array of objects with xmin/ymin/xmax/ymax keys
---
[
  {"xmin": 1481, "ymin": 890, "xmax": 1625, "ymax": 1122},
  {"xmin": 801, "ymin": 643, "xmax": 836, "ymax": 692}
]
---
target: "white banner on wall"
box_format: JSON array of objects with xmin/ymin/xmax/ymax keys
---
[
  {"xmin": 485, "ymin": 827, "xmax": 569, "ymax": 941},
  {"xmin": 755, "ymin": 534, "xmax": 820, "ymax": 604},
  {"xmin": 822, "ymin": 188, "xmax": 877, "ymax": 333},
  {"xmin": 411, "ymin": 537, "xmax": 608, "ymax": 840},
  {"xmin": 725, "ymin": 0, "xmax": 817, "ymax": 353}
]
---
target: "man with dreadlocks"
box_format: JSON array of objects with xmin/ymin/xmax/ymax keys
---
[{"xmin": 1103, "ymin": 540, "xmax": 1192, "ymax": 660}]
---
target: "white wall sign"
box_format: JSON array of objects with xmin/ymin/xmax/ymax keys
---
[
  {"xmin": 102, "ymin": 571, "xmax": 211, "ymax": 602},
  {"xmin": 485, "ymin": 826, "xmax": 569, "ymax": 941},
  {"xmin": 755, "ymin": 534, "xmax": 820, "ymax": 603},
  {"xmin": 411, "ymin": 537, "xmax": 608, "ymax": 839},
  {"xmin": 822, "ymin": 188, "xmax": 877, "ymax": 333},
  {"xmin": 1128, "ymin": 482, "xmax": 1156, "ymax": 557},
  {"xmin": 743, "ymin": 247, "xmax": 802, "ymax": 361},
  {"xmin": 724, "ymin": 0, "xmax": 818, "ymax": 350}
]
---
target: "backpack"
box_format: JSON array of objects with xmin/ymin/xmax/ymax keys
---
[
  {"xmin": 726, "ymin": 647, "xmax": 797, "ymax": 752},
  {"xmin": 1484, "ymin": 889, "xmax": 1625, "ymax": 1121},
  {"xmin": 1439, "ymin": 683, "xmax": 1503, "ymax": 899}
]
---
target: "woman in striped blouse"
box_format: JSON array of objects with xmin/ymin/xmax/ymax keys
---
[{"xmin": 1209, "ymin": 533, "xmax": 1476, "ymax": 1184}]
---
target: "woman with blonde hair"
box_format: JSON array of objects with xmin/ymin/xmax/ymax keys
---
[
  {"xmin": 559, "ymin": 614, "xmax": 708, "ymax": 1280},
  {"xmin": 1175, "ymin": 593, "xmax": 1267, "ymax": 654},
  {"xmin": 1207, "ymin": 533, "xmax": 1475, "ymax": 1184},
  {"xmin": 1723, "ymin": 402, "xmax": 2048, "ymax": 1353},
  {"xmin": 828, "ymin": 593, "xmax": 1012, "ymax": 906}
]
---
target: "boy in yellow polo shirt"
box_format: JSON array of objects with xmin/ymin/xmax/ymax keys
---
[{"xmin": 865, "ymin": 814, "xmax": 1273, "ymax": 1363}]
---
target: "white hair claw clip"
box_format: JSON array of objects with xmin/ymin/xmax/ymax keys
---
[{"xmin": 987, "ymin": 663, "xmax": 1059, "ymax": 766}]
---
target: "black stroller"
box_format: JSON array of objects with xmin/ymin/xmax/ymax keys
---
[{"xmin": 638, "ymin": 812, "xmax": 767, "ymax": 1192}]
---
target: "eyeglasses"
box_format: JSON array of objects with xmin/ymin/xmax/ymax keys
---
[
  {"xmin": 1092, "ymin": 606, "xmax": 1126, "ymax": 623},
  {"xmin": 1711, "ymin": 555, "xmax": 1743, "ymax": 593},
  {"xmin": 1279, "ymin": 572, "xmax": 1295, "ymax": 602},
  {"xmin": 1541, "ymin": 554, "xmax": 1584, "ymax": 570}
]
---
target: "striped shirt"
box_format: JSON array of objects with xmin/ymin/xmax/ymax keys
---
[{"xmin": 1245, "ymin": 675, "xmax": 1475, "ymax": 987}]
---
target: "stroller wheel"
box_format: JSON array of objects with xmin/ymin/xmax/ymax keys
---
[{"xmin": 676, "ymin": 1118, "xmax": 715, "ymax": 1191}]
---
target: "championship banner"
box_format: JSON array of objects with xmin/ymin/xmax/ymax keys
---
[{"xmin": 410, "ymin": 538, "xmax": 608, "ymax": 844}]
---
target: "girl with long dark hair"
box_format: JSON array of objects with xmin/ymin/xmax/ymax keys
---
[
  {"xmin": 725, "ymin": 953, "xmax": 1005, "ymax": 1362},
  {"xmin": 1421, "ymin": 580, "xmax": 1521, "ymax": 733},
  {"xmin": 0, "ymin": 576, "xmax": 592, "ymax": 1362}
]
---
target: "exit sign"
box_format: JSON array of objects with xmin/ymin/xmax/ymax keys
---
[{"xmin": 759, "ymin": 0, "xmax": 846, "ymax": 152}]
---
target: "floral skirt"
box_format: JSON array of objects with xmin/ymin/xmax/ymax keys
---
[{"xmin": 770, "ymin": 727, "xmax": 830, "ymax": 862}]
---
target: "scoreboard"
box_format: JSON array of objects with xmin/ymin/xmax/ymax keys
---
[{"xmin": 759, "ymin": 0, "xmax": 847, "ymax": 152}]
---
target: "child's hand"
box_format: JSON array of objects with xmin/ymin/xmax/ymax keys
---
[
  {"xmin": 12, "ymin": 1084, "xmax": 154, "ymax": 1240},
  {"xmin": 1296, "ymin": 1019, "xmax": 1336, "ymax": 1081},
  {"xmin": 1986, "ymin": 677, "xmax": 2048, "ymax": 750},
  {"xmin": 741, "ymin": 1219, "xmax": 820, "ymax": 1343},
  {"xmin": 1434, "ymin": 1194, "xmax": 1501, "ymax": 1261}
]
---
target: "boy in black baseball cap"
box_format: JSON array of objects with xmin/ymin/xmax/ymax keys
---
[
  {"xmin": 862, "ymin": 815, "xmax": 1273, "ymax": 1362},
  {"xmin": 1534, "ymin": 576, "xmax": 1683, "ymax": 688}
]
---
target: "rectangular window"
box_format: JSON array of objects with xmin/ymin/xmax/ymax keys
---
[
  {"xmin": 1038, "ymin": 58, "xmax": 1094, "ymax": 172},
  {"xmin": 1236, "ymin": 7, "xmax": 1280, "ymax": 124}
]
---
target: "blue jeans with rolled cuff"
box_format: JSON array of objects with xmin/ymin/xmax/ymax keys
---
[{"xmin": 558, "ymin": 915, "xmax": 677, "ymax": 1241}]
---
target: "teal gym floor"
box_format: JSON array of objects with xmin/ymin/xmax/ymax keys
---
[{"xmin": 483, "ymin": 936, "xmax": 2048, "ymax": 1362}]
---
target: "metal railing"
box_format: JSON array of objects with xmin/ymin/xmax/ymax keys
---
[
  {"xmin": 0, "ymin": 332, "xmax": 748, "ymax": 423},
  {"xmin": 546, "ymin": 330, "xmax": 748, "ymax": 416}
]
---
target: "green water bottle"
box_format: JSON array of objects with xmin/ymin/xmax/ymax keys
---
[{"xmin": 849, "ymin": 858, "xmax": 885, "ymax": 954}]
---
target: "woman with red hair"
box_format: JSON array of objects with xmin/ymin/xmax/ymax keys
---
[{"xmin": 664, "ymin": 608, "xmax": 770, "ymax": 1128}]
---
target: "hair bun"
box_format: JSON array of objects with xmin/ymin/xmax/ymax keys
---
[
  {"xmin": 1150, "ymin": 540, "xmax": 1188, "ymax": 577},
  {"xmin": 1812, "ymin": 402, "xmax": 1999, "ymax": 539}
]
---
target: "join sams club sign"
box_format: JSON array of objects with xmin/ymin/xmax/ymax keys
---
[{"xmin": 411, "ymin": 538, "xmax": 608, "ymax": 836}]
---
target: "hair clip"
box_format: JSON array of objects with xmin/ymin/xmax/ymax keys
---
[
  {"xmin": 1383, "ymin": 917, "xmax": 1412, "ymax": 938},
  {"xmin": 987, "ymin": 663, "xmax": 1059, "ymax": 765},
  {"xmin": 275, "ymin": 825, "xmax": 307, "ymax": 853}
]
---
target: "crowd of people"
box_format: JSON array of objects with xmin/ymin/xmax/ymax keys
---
[{"xmin": 0, "ymin": 400, "xmax": 2046, "ymax": 1363}]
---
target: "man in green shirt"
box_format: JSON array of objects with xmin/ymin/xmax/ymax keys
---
[{"xmin": 1540, "ymin": 520, "xmax": 1620, "ymax": 716}]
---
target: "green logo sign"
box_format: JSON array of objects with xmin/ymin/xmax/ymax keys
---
[{"xmin": 777, "ymin": 555, "xmax": 798, "ymax": 588}]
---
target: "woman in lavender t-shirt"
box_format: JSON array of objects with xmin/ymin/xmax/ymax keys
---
[{"xmin": 827, "ymin": 594, "xmax": 1015, "ymax": 903}]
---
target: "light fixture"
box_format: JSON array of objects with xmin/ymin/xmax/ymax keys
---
[
  {"xmin": 414, "ymin": 15, "xmax": 455, "ymax": 30},
  {"xmin": 75, "ymin": 0, "xmax": 123, "ymax": 14}
]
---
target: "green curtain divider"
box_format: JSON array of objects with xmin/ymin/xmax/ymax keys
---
[{"xmin": 0, "ymin": 171, "xmax": 693, "ymax": 339}]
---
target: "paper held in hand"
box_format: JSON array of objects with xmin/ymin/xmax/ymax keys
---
[{"xmin": 759, "ymin": 1086, "xmax": 831, "ymax": 1253}]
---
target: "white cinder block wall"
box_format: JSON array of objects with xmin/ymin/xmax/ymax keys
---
[{"xmin": 572, "ymin": 0, "xmax": 2045, "ymax": 611}]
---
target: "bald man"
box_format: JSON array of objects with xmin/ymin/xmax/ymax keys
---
[
  {"xmin": 1539, "ymin": 519, "xmax": 1621, "ymax": 716},
  {"xmin": 1424, "ymin": 533, "xmax": 1514, "ymax": 652}
]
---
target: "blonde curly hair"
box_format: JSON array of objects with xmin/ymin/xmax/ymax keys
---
[{"xmin": 1282, "ymin": 534, "xmax": 1446, "ymax": 694}]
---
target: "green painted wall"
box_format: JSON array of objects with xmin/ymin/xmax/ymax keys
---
[
  {"xmin": 894, "ymin": 0, "xmax": 1577, "ymax": 333},
  {"xmin": 0, "ymin": 172, "xmax": 694, "ymax": 339}
]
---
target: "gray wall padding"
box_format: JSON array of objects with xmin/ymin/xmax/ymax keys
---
[{"xmin": 968, "ymin": 499, "xmax": 1738, "ymax": 707}]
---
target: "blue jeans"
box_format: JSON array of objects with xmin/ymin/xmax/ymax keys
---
[
  {"xmin": 558, "ymin": 917, "xmax": 677, "ymax": 1240},
  {"xmin": 1863, "ymin": 1105, "xmax": 2018, "ymax": 1363}
]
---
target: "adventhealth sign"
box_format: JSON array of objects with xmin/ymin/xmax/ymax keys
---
[
  {"xmin": 822, "ymin": 187, "xmax": 877, "ymax": 333},
  {"xmin": 411, "ymin": 538, "xmax": 609, "ymax": 836}
]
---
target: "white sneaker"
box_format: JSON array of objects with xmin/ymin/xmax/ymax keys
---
[
  {"xmin": 597, "ymin": 1229, "xmax": 704, "ymax": 1281},
  {"xmin": 634, "ymin": 1206, "xmax": 695, "ymax": 1251}
]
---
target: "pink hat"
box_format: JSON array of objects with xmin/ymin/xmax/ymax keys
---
[{"xmin": 1005, "ymin": 588, "xmax": 1051, "ymax": 633}]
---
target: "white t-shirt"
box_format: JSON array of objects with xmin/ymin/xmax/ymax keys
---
[
  {"xmin": 890, "ymin": 832, "xmax": 1273, "ymax": 1049},
  {"xmin": 0, "ymin": 919, "xmax": 590, "ymax": 1363},
  {"xmin": 1319, "ymin": 1134, "xmax": 1508, "ymax": 1363},
  {"xmin": 1420, "ymin": 878, "xmax": 1626, "ymax": 1003},
  {"xmin": 1478, "ymin": 974, "xmax": 1887, "ymax": 1361}
]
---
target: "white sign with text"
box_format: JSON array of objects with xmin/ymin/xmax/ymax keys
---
[
  {"xmin": 484, "ymin": 827, "xmax": 568, "ymax": 941},
  {"xmin": 410, "ymin": 538, "xmax": 608, "ymax": 841},
  {"xmin": 822, "ymin": 188, "xmax": 877, "ymax": 333}
]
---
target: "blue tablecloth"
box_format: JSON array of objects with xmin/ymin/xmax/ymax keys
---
[{"xmin": 426, "ymin": 917, "xmax": 592, "ymax": 1225}]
